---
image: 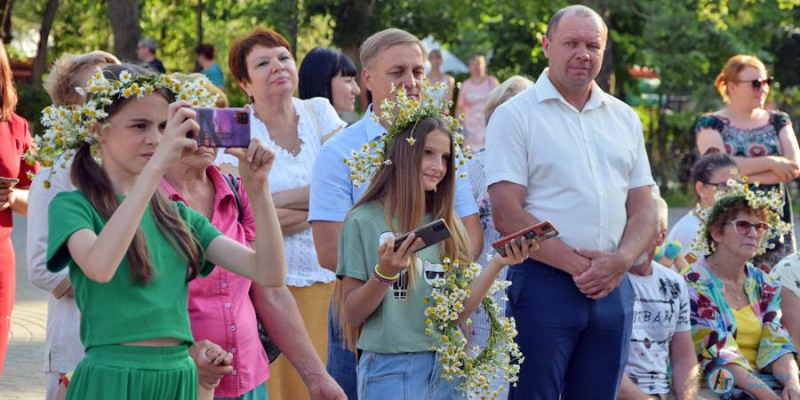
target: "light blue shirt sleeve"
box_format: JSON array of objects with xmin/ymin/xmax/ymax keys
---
[
  {"xmin": 454, "ymin": 157, "xmax": 479, "ymax": 218},
  {"xmin": 308, "ymin": 140, "xmax": 355, "ymax": 223}
]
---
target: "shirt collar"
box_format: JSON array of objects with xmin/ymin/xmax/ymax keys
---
[
  {"xmin": 362, "ymin": 105, "xmax": 387, "ymax": 142},
  {"xmin": 534, "ymin": 68, "xmax": 608, "ymax": 112},
  {"xmin": 159, "ymin": 165, "xmax": 236, "ymax": 206}
]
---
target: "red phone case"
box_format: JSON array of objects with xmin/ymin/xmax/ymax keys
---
[{"xmin": 492, "ymin": 221, "xmax": 559, "ymax": 257}]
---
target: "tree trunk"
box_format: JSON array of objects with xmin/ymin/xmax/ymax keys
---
[
  {"xmin": 0, "ymin": 0, "xmax": 13, "ymax": 44},
  {"xmin": 196, "ymin": 0, "xmax": 203, "ymax": 45},
  {"xmin": 107, "ymin": 0, "xmax": 142, "ymax": 62},
  {"xmin": 288, "ymin": 0, "xmax": 298, "ymax": 59},
  {"xmin": 31, "ymin": 0, "xmax": 59, "ymax": 85}
]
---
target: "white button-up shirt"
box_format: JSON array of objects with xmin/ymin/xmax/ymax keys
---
[
  {"xmin": 485, "ymin": 69, "xmax": 654, "ymax": 253},
  {"xmin": 26, "ymin": 162, "xmax": 85, "ymax": 374}
]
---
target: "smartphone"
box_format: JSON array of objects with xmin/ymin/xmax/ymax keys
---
[
  {"xmin": 191, "ymin": 107, "xmax": 251, "ymax": 148},
  {"xmin": 0, "ymin": 177, "xmax": 19, "ymax": 188},
  {"xmin": 492, "ymin": 220, "xmax": 559, "ymax": 257},
  {"xmin": 392, "ymin": 219, "xmax": 452, "ymax": 252}
]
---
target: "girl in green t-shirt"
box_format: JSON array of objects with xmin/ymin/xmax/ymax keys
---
[
  {"xmin": 37, "ymin": 64, "xmax": 287, "ymax": 400},
  {"xmin": 336, "ymin": 116, "xmax": 533, "ymax": 400}
]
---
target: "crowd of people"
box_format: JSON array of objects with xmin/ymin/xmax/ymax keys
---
[{"xmin": 0, "ymin": 3, "xmax": 798, "ymax": 400}]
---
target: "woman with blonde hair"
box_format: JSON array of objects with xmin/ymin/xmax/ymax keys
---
[{"xmin": 695, "ymin": 54, "xmax": 798, "ymax": 271}]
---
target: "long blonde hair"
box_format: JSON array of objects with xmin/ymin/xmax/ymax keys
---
[{"xmin": 335, "ymin": 117, "xmax": 472, "ymax": 350}]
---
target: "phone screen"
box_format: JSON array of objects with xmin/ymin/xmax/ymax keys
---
[{"xmin": 192, "ymin": 107, "xmax": 251, "ymax": 148}]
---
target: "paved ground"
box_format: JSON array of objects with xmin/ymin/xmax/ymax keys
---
[
  {"xmin": 0, "ymin": 208, "xmax": 797, "ymax": 399},
  {"xmin": 2, "ymin": 214, "xmax": 48, "ymax": 399}
]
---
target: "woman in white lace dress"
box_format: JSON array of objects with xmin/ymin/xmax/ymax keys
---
[{"xmin": 216, "ymin": 27, "xmax": 346, "ymax": 400}]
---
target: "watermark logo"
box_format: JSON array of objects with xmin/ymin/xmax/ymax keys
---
[{"xmin": 707, "ymin": 366, "xmax": 735, "ymax": 395}]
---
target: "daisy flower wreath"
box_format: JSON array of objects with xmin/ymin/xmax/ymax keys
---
[
  {"xmin": 424, "ymin": 258, "xmax": 523, "ymax": 399},
  {"xmin": 344, "ymin": 80, "xmax": 522, "ymax": 398},
  {"xmin": 344, "ymin": 79, "xmax": 472, "ymax": 188},
  {"xmin": 24, "ymin": 68, "xmax": 219, "ymax": 188},
  {"xmin": 691, "ymin": 178, "xmax": 792, "ymax": 256}
]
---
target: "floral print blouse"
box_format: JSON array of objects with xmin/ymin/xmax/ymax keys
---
[
  {"xmin": 684, "ymin": 256, "xmax": 796, "ymax": 373},
  {"xmin": 693, "ymin": 111, "xmax": 795, "ymax": 271}
]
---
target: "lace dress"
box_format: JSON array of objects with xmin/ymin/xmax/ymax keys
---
[{"xmin": 694, "ymin": 111, "xmax": 795, "ymax": 271}]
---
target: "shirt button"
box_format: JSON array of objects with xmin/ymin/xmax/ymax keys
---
[
  {"xmin": 231, "ymin": 370, "xmax": 238, "ymax": 376},
  {"xmin": 230, "ymin": 325, "xmax": 236, "ymax": 332},
  {"xmin": 225, "ymin": 302, "xmax": 232, "ymax": 309},
  {"xmin": 230, "ymin": 347, "xmax": 237, "ymax": 354},
  {"xmin": 221, "ymin": 283, "xmax": 228, "ymax": 289}
]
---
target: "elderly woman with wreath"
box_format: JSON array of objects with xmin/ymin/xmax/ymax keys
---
[{"xmin": 685, "ymin": 179, "xmax": 800, "ymax": 400}]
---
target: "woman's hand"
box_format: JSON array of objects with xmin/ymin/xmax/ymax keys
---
[
  {"xmin": 767, "ymin": 156, "xmax": 800, "ymax": 182},
  {"xmin": 224, "ymin": 138, "xmax": 275, "ymax": 189},
  {"xmin": 150, "ymin": 101, "xmax": 200, "ymax": 173},
  {"xmin": 783, "ymin": 382, "xmax": 800, "ymax": 400},
  {"xmin": 492, "ymin": 237, "xmax": 534, "ymax": 267},
  {"xmin": 189, "ymin": 339, "xmax": 233, "ymax": 390},
  {"xmin": 0, "ymin": 184, "xmax": 16, "ymax": 212},
  {"xmin": 377, "ymin": 234, "xmax": 423, "ymax": 277}
]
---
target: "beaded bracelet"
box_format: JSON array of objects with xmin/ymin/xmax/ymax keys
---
[{"xmin": 372, "ymin": 265, "xmax": 399, "ymax": 285}]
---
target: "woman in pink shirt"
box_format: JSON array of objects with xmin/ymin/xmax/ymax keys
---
[
  {"xmin": 160, "ymin": 89, "xmax": 343, "ymax": 400},
  {"xmin": 455, "ymin": 55, "xmax": 498, "ymax": 150}
]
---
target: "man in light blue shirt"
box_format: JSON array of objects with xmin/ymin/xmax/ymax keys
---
[{"xmin": 308, "ymin": 28, "xmax": 482, "ymax": 399}]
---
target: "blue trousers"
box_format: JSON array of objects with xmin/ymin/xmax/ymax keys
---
[
  {"xmin": 506, "ymin": 259, "xmax": 634, "ymax": 400},
  {"xmin": 326, "ymin": 305, "xmax": 358, "ymax": 400}
]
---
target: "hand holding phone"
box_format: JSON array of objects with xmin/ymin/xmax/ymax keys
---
[
  {"xmin": 392, "ymin": 219, "xmax": 452, "ymax": 252},
  {"xmin": 192, "ymin": 107, "xmax": 251, "ymax": 148},
  {"xmin": 0, "ymin": 177, "xmax": 19, "ymax": 188},
  {"xmin": 492, "ymin": 221, "xmax": 559, "ymax": 257}
]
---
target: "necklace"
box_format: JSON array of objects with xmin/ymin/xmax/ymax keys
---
[{"xmin": 713, "ymin": 257, "xmax": 747, "ymax": 307}]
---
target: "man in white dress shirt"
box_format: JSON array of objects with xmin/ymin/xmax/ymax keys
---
[{"xmin": 485, "ymin": 5, "xmax": 656, "ymax": 399}]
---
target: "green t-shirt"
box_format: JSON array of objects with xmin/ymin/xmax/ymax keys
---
[
  {"xmin": 336, "ymin": 201, "xmax": 445, "ymax": 353},
  {"xmin": 46, "ymin": 190, "xmax": 222, "ymax": 350}
]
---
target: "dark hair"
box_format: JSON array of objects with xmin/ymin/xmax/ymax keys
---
[
  {"xmin": 691, "ymin": 147, "xmax": 737, "ymax": 186},
  {"xmin": 298, "ymin": 47, "xmax": 357, "ymax": 102},
  {"xmin": 73, "ymin": 63, "xmax": 202, "ymax": 284},
  {"xmin": 228, "ymin": 27, "xmax": 292, "ymax": 84},
  {"xmin": 0, "ymin": 42, "xmax": 17, "ymax": 120},
  {"xmin": 195, "ymin": 43, "xmax": 216, "ymax": 60}
]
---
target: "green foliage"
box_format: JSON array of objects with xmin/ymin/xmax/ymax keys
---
[{"xmin": 15, "ymin": 83, "xmax": 51, "ymax": 135}]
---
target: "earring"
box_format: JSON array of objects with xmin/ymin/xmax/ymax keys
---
[{"xmin": 249, "ymin": 96, "xmax": 254, "ymax": 104}]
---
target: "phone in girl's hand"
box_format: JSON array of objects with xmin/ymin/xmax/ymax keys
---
[
  {"xmin": 393, "ymin": 219, "xmax": 452, "ymax": 252},
  {"xmin": 191, "ymin": 107, "xmax": 251, "ymax": 148},
  {"xmin": 492, "ymin": 221, "xmax": 559, "ymax": 257},
  {"xmin": 0, "ymin": 177, "xmax": 19, "ymax": 188}
]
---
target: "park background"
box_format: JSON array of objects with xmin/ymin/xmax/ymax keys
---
[{"xmin": 2, "ymin": 0, "xmax": 800, "ymax": 206}]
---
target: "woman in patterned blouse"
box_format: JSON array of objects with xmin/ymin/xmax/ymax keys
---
[
  {"xmin": 685, "ymin": 196, "xmax": 800, "ymax": 399},
  {"xmin": 695, "ymin": 54, "xmax": 798, "ymax": 271}
]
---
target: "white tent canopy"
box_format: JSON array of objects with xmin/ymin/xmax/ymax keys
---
[{"xmin": 422, "ymin": 36, "xmax": 468, "ymax": 75}]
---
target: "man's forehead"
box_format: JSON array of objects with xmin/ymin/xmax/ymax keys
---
[
  {"xmin": 553, "ymin": 14, "xmax": 606, "ymax": 40},
  {"xmin": 376, "ymin": 44, "xmax": 424, "ymax": 67}
]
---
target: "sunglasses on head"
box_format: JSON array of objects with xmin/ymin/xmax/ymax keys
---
[
  {"xmin": 732, "ymin": 77, "xmax": 774, "ymax": 90},
  {"xmin": 729, "ymin": 219, "xmax": 770, "ymax": 235}
]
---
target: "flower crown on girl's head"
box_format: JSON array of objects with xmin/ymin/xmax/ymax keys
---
[
  {"xmin": 691, "ymin": 177, "xmax": 792, "ymax": 255},
  {"xmin": 24, "ymin": 68, "xmax": 219, "ymax": 188},
  {"xmin": 344, "ymin": 79, "xmax": 472, "ymax": 187}
]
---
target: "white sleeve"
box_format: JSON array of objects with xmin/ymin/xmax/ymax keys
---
[
  {"xmin": 666, "ymin": 216, "xmax": 701, "ymax": 258},
  {"xmin": 628, "ymin": 114, "xmax": 655, "ymax": 189},
  {"xmin": 484, "ymin": 103, "xmax": 529, "ymax": 187},
  {"xmin": 26, "ymin": 165, "xmax": 73, "ymax": 297},
  {"xmin": 312, "ymin": 97, "xmax": 347, "ymax": 137}
]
